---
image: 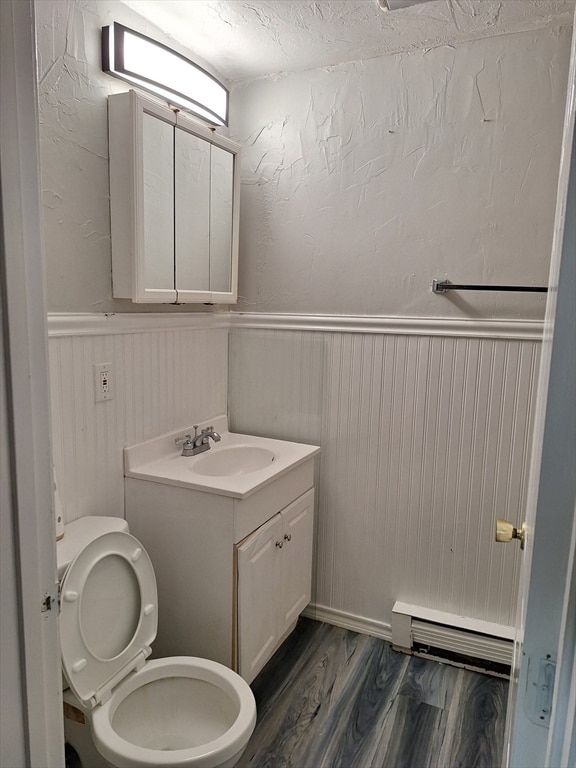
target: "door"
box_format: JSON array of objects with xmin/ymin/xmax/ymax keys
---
[{"xmin": 504, "ymin": 16, "xmax": 576, "ymax": 766}]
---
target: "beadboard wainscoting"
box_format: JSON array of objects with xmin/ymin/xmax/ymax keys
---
[
  {"xmin": 228, "ymin": 315, "xmax": 542, "ymax": 632},
  {"xmin": 47, "ymin": 312, "xmax": 542, "ymax": 637},
  {"xmin": 47, "ymin": 314, "xmax": 228, "ymax": 523}
]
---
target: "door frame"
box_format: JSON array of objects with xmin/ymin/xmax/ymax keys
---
[{"xmin": 0, "ymin": 0, "xmax": 64, "ymax": 764}]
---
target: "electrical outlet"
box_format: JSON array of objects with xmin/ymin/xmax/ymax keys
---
[{"xmin": 94, "ymin": 362, "xmax": 114, "ymax": 402}]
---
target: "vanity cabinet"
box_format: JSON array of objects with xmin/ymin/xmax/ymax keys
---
[
  {"xmin": 236, "ymin": 489, "xmax": 314, "ymax": 682},
  {"xmin": 108, "ymin": 90, "xmax": 240, "ymax": 303},
  {"xmin": 125, "ymin": 458, "xmax": 316, "ymax": 684}
]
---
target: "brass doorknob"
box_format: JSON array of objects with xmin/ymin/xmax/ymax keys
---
[{"xmin": 495, "ymin": 519, "xmax": 526, "ymax": 550}]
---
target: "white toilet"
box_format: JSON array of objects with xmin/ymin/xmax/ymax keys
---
[{"xmin": 57, "ymin": 517, "xmax": 256, "ymax": 768}]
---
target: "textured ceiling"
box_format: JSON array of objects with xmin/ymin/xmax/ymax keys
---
[{"xmin": 121, "ymin": 0, "xmax": 574, "ymax": 82}]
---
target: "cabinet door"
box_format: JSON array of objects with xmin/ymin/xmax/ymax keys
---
[
  {"xmin": 237, "ymin": 514, "xmax": 282, "ymax": 683},
  {"xmin": 280, "ymin": 489, "xmax": 314, "ymax": 633},
  {"xmin": 209, "ymin": 145, "xmax": 234, "ymax": 293},
  {"xmin": 174, "ymin": 129, "xmax": 210, "ymax": 292},
  {"xmin": 142, "ymin": 113, "xmax": 175, "ymax": 297}
]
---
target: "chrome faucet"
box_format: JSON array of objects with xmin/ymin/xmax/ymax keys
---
[
  {"xmin": 175, "ymin": 433, "xmax": 194, "ymax": 457},
  {"xmin": 175, "ymin": 425, "xmax": 221, "ymax": 457}
]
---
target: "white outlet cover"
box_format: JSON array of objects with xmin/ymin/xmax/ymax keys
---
[{"xmin": 94, "ymin": 362, "xmax": 114, "ymax": 402}]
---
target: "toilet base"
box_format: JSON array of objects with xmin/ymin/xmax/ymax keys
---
[
  {"xmin": 211, "ymin": 746, "xmax": 249, "ymax": 768},
  {"xmin": 65, "ymin": 706, "xmax": 249, "ymax": 768},
  {"xmin": 63, "ymin": 691, "xmax": 112, "ymax": 768}
]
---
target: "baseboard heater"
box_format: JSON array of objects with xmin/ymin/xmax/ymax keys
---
[{"xmin": 392, "ymin": 602, "xmax": 514, "ymax": 677}]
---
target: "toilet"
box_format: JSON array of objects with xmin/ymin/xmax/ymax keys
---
[{"xmin": 57, "ymin": 517, "xmax": 256, "ymax": 768}]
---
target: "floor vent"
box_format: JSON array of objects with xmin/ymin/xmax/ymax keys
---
[{"xmin": 392, "ymin": 601, "xmax": 514, "ymax": 677}]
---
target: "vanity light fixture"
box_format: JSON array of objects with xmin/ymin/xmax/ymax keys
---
[
  {"xmin": 377, "ymin": 0, "xmax": 433, "ymax": 9},
  {"xmin": 102, "ymin": 23, "xmax": 228, "ymax": 126}
]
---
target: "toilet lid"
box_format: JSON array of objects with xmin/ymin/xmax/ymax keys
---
[{"xmin": 60, "ymin": 531, "xmax": 157, "ymax": 708}]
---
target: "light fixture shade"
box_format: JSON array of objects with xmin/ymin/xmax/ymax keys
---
[
  {"xmin": 102, "ymin": 23, "xmax": 228, "ymax": 126},
  {"xmin": 378, "ymin": 0, "xmax": 433, "ymax": 9}
]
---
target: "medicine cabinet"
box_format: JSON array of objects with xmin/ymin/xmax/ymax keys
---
[{"xmin": 108, "ymin": 90, "xmax": 240, "ymax": 303}]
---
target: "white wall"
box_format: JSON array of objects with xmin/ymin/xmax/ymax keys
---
[
  {"xmin": 230, "ymin": 28, "xmax": 571, "ymax": 319},
  {"xmin": 229, "ymin": 318, "xmax": 540, "ymax": 629},
  {"xmin": 48, "ymin": 317, "xmax": 228, "ymax": 524},
  {"xmin": 48, "ymin": 311, "xmax": 541, "ymax": 629}
]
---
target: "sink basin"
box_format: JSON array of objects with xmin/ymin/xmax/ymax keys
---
[
  {"xmin": 193, "ymin": 445, "xmax": 276, "ymax": 476},
  {"xmin": 124, "ymin": 415, "xmax": 320, "ymax": 498}
]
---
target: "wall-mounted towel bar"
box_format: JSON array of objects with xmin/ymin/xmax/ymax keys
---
[{"xmin": 432, "ymin": 279, "xmax": 548, "ymax": 294}]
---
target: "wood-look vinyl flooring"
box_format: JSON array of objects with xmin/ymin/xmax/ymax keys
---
[{"xmin": 238, "ymin": 618, "xmax": 508, "ymax": 768}]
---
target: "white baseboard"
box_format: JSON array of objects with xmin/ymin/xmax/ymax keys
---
[
  {"xmin": 303, "ymin": 602, "xmax": 514, "ymax": 669},
  {"xmin": 302, "ymin": 603, "xmax": 392, "ymax": 642}
]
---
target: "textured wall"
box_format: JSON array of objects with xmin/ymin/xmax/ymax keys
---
[
  {"xmin": 36, "ymin": 2, "xmax": 571, "ymax": 318},
  {"xmin": 230, "ymin": 27, "xmax": 571, "ymax": 319},
  {"xmin": 121, "ymin": 0, "xmax": 576, "ymax": 81}
]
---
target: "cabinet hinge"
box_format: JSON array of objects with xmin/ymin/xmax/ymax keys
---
[{"xmin": 41, "ymin": 584, "xmax": 60, "ymax": 615}]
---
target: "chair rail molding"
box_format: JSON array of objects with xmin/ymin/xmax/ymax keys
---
[
  {"xmin": 47, "ymin": 312, "xmax": 229, "ymax": 336},
  {"xmin": 229, "ymin": 313, "xmax": 544, "ymax": 339},
  {"xmin": 47, "ymin": 312, "xmax": 544, "ymax": 340}
]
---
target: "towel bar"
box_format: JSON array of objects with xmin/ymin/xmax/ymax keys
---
[{"xmin": 432, "ymin": 279, "xmax": 548, "ymax": 294}]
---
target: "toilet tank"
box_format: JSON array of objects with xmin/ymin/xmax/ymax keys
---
[{"xmin": 56, "ymin": 517, "xmax": 129, "ymax": 580}]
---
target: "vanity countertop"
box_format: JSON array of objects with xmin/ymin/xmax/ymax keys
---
[{"xmin": 124, "ymin": 416, "xmax": 320, "ymax": 499}]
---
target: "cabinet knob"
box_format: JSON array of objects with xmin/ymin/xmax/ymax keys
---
[
  {"xmin": 275, "ymin": 540, "xmax": 283, "ymax": 548},
  {"xmin": 284, "ymin": 533, "xmax": 292, "ymax": 542}
]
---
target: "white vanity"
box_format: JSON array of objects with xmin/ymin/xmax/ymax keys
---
[{"xmin": 124, "ymin": 417, "xmax": 319, "ymax": 684}]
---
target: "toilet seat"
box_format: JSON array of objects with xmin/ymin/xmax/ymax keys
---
[{"xmin": 60, "ymin": 530, "xmax": 157, "ymax": 708}]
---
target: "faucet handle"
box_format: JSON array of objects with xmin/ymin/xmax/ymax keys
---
[{"xmin": 174, "ymin": 434, "xmax": 193, "ymax": 446}]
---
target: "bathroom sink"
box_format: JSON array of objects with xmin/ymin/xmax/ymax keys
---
[
  {"xmin": 193, "ymin": 445, "xmax": 276, "ymax": 476},
  {"xmin": 124, "ymin": 415, "xmax": 320, "ymax": 499}
]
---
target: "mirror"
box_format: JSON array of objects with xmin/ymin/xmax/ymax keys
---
[
  {"xmin": 173, "ymin": 131, "xmax": 235, "ymax": 295},
  {"xmin": 210, "ymin": 145, "xmax": 234, "ymax": 293},
  {"xmin": 175, "ymin": 129, "xmax": 210, "ymax": 291},
  {"xmin": 143, "ymin": 113, "xmax": 174, "ymax": 290}
]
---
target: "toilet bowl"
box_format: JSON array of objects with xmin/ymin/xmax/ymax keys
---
[{"xmin": 58, "ymin": 518, "xmax": 256, "ymax": 768}]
